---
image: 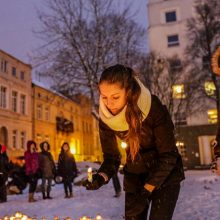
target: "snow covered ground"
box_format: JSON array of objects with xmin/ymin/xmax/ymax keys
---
[{"xmin": 1, "ymin": 164, "xmax": 220, "ymax": 220}]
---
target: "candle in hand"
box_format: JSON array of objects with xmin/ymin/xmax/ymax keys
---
[{"xmin": 87, "ymin": 167, "xmax": 93, "ymax": 182}]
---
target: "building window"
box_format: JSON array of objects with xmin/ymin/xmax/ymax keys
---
[
  {"xmin": 174, "ymin": 113, "xmax": 187, "ymax": 126},
  {"xmin": 12, "ymin": 91, "xmax": 18, "ymax": 112},
  {"xmin": 12, "ymin": 67, "xmax": 16, "ymax": 77},
  {"xmin": 207, "ymin": 109, "xmax": 217, "ymax": 124},
  {"xmin": 20, "ymin": 131, "xmax": 26, "ymax": 149},
  {"xmin": 1, "ymin": 59, "xmax": 7, "ymax": 73},
  {"xmin": 45, "ymin": 135, "xmax": 50, "ymax": 142},
  {"xmin": 36, "ymin": 133, "xmax": 42, "ymax": 143},
  {"xmin": 165, "ymin": 11, "xmax": 177, "ymax": 23},
  {"xmin": 45, "ymin": 107, "xmax": 50, "ymax": 121},
  {"xmin": 167, "ymin": 34, "xmax": 179, "ymax": 47},
  {"xmin": 0, "ymin": 86, "xmax": 7, "ymax": 108},
  {"xmin": 169, "ymin": 59, "xmax": 182, "ymax": 71},
  {"xmin": 204, "ymin": 81, "xmax": 215, "ymax": 96},
  {"xmin": 12, "ymin": 130, "xmax": 17, "ymax": 149},
  {"xmin": 172, "ymin": 84, "xmax": 185, "ymax": 99},
  {"xmin": 37, "ymin": 104, "xmax": 43, "ymax": 120},
  {"xmin": 20, "ymin": 71, "xmax": 25, "ymax": 80},
  {"xmin": 20, "ymin": 94, "xmax": 26, "ymax": 115}
]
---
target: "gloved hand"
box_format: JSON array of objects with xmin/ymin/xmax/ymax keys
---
[
  {"xmin": 125, "ymin": 188, "xmax": 151, "ymax": 216},
  {"xmin": 82, "ymin": 173, "xmax": 105, "ymax": 190}
]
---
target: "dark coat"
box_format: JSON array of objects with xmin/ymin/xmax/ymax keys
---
[
  {"xmin": 39, "ymin": 151, "xmax": 55, "ymax": 179},
  {"xmin": 98, "ymin": 95, "xmax": 185, "ymax": 193},
  {"xmin": 0, "ymin": 150, "xmax": 9, "ymax": 185},
  {"xmin": 57, "ymin": 150, "xmax": 77, "ymax": 180}
]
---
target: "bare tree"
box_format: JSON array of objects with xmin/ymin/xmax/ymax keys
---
[
  {"xmin": 185, "ymin": 0, "xmax": 220, "ymax": 126},
  {"xmin": 32, "ymin": 0, "xmax": 145, "ymax": 111},
  {"xmin": 136, "ymin": 52, "xmax": 202, "ymax": 126}
]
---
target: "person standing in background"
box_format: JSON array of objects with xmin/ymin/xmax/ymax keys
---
[
  {"xmin": 24, "ymin": 140, "xmax": 40, "ymax": 202},
  {"xmin": 39, "ymin": 141, "xmax": 56, "ymax": 199},
  {"xmin": 57, "ymin": 142, "xmax": 77, "ymax": 198}
]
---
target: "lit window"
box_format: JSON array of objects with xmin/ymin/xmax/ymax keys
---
[
  {"xmin": 207, "ymin": 109, "xmax": 217, "ymax": 124},
  {"xmin": 37, "ymin": 104, "xmax": 43, "ymax": 120},
  {"xmin": 36, "ymin": 133, "xmax": 42, "ymax": 142},
  {"xmin": 0, "ymin": 86, "xmax": 7, "ymax": 108},
  {"xmin": 45, "ymin": 135, "xmax": 50, "ymax": 142},
  {"xmin": 20, "ymin": 94, "xmax": 26, "ymax": 114},
  {"xmin": 167, "ymin": 35, "xmax": 179, "ymax": 47},
  {"xmin": 12, "ymin": 91, "xmax": 18, "ymax": 112},
  {"xmin": 20, "ymin": 131, "xmax": 25, "ymax": 149},
  {"xmin": 165, "ymin": 11, "xmax": 177, "ymax": 23},
  {"xmin": 204, "ymin": 81, "xmax": 215, "ymax": 96},
  {"xmin": 12, "ymin": 130, "xmax": 17, "ymax": 149},
  {"xmin": 45, "ymin": 107, "xmax": 50, "ymax": 121},
  {"xmin": 172, "ymin": 84, "xmax": 185, "ymax": 99}
]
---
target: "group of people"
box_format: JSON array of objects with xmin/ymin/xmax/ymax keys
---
[
  {"xmin": 0, "ymin": 141, "xmax": 77, "ymax": 203},
  {"xmin": 5, "ymin": 63, "xmax": 219, "ymax": 219}
]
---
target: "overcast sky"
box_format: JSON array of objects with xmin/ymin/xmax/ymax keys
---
[{"xmin": 0, "ymin": 0, "xmax": 148, "ymax": 64}]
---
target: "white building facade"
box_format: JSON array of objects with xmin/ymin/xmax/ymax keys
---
[{"xmin": 147, "ymin": 0, "xmax": 217, "ymax": 168}]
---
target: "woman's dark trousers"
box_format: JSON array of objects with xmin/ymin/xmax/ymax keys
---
[
  {"xmin": 63, "ymin": 177, "xmax": 73, "ymax": 197},
  {"xmin": 41, "ymin": 177, "xmax": 52, "ymax": 198},
  {"xmin": 29, "ymin": 176, "xmax": 38, "ymax": 193},
  {"xmin": 0, "ymin": 182, "xmax": 7, "ymax": 202},
  {"xmin": 112, "ymin": 172, "xmax": 121, "ymax": 196},
  {"xmin": 125, "ymin": 184, "xmax": 180, "ymax": 220}
]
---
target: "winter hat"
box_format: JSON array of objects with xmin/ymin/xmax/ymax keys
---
[
  {"xmin": 27, "ymin": 140, "xmax": 37, "ymax": 151},
  {"xmin": 40, "ymin": 141, "xmax": 50, "ymax": 151}
]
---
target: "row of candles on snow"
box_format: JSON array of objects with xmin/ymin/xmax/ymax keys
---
[
  {"xmin": 1, "ymin": 212, "xmax": 103, "ymax": 220},
  {"xmin": 1, "ymin": 168, "xmax": 101, "ymax": 220}
]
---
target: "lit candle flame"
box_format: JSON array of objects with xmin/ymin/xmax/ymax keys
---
[{"xmin": 87, "ymin": 167, "xmax": 93, "ymax": 182}]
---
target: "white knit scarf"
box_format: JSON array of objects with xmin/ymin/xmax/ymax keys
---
[{"xmin": 99, "ymin": 78, "xmax": 151, "ymax": 131}]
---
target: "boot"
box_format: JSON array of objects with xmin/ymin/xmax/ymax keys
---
[
  {"xmin": 69, "ymin": 192, "xmax": 73, "ymax": 198},
  {"xmin": 65, "ymin": 192, "xmax": 69, "ymax": 198},
  {"xmin": 114, "ymin": 191, "xmax": 121, "ymax": 198},
  {"xmin": 42, "ymin": 192, "xmax": 47, "ymax": 200},
  {"xmin": 46, "ymin": 191, "xmax": 52, "ymax": 199},
  {"xmin": 28, "ymin": 193, "xmax": 36, "ymax": 202}
]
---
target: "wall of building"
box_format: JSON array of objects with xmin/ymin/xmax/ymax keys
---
[{"xmin": 0, "ymin": 50, "xmax": 32, "ymax": 159}]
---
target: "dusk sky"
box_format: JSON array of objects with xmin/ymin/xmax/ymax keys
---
[{"xmin": 0, "ymin": 0, "xmax": 148, "ymax": 65}]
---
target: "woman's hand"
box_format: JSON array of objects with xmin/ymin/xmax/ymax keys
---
[{"xmin": 82, "ymin": 173, "xmax": 105, "ymax": 190}]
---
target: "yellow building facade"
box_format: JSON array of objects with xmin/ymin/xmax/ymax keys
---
[
  {"xmin": 0, "ymin": 50, "xmax": 32, "ymax": 158},
  {"xmin": 32, "ymin": 82, "xmax": 102, "ymax": 161}
]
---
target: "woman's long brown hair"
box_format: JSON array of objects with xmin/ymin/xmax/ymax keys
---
[{"xmin": 99, "ymin": 64, "xmax": 143, "ymax": 161}]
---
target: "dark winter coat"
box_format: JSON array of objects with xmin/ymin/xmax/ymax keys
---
[
  {"xmin": 24, "ymin": 141, "xmax": 39, "ymax": 176},
  {"xmin": 39, "ymin": 151, "xmax": 55, "ymax": 179},
  {"xmin": 57, "ymin": 150, "xmax": 77, "ymax": 180},
  {"xmin": 98, "ymin": 95, "xmax": 185, "ymax": 193},
  {"xmin": 0, "ymin": 148, "xmax": 9, "ymax": 185}
]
